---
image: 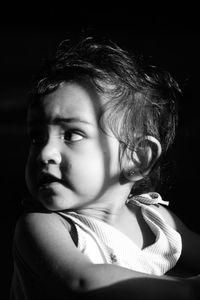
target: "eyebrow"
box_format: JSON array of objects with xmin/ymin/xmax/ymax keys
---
[
  {"xmin": 55, "ymin": 117, "xmax": 95, "ymax": 125},
  {"xmin": 28, "ymin": 117, "xmax": 95, "ymax": 127}
]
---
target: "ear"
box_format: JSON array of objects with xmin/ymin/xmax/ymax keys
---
[{"xmin": 122, "ymin": 136, "xmax": 162, "ymax": 182}]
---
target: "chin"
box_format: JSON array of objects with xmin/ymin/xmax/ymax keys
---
[{"xmin": 38, "ymin": 192, "xmax": 69, "ymax": 211}]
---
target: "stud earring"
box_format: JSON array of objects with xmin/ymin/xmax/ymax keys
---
[{"xmin": 129, "ymin": 170, "xmax": 135, "ymax": 176}]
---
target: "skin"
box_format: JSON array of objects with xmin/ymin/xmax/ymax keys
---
[
  {"xmin": 13, "ymin": 80, "xmax": 200, "ymax": 299},
  {"xmin": 25, "ymin": 81, "xmax": 133, "ymax": 218},
  {"xmin": 25, "ymin": 81, "xmax": 157, "ymax": 247}
]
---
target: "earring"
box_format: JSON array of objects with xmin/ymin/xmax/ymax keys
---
[{"xmin": 129, "ymin": 170, "xmax": 135, "ymax": 176}]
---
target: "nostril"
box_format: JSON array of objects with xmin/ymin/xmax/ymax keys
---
[{"xmin": 40, "ymin": 151, "xmax": 62, "ymax": 165}]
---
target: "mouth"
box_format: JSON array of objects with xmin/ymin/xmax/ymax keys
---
[{"xmin": 38, "ymin": 173, "xmax": 64, "ymax": 189}]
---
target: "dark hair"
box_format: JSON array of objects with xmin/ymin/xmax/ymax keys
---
[{"xmin": 29, "ymin": 36, "xmax": 181, "ymax": 193}]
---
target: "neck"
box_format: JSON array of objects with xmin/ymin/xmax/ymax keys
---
[
  {"xmin": 68, "ymin": 184, "xmax": 133, "ymax": 224},
  {"xmin": 72, "ymin": 198, "xmax": 131, "ymax": 225}
]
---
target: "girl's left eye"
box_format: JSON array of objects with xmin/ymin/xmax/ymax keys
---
[{"xmin": 64, "ymin": 131, "xmax": 84, "ymax": 142}]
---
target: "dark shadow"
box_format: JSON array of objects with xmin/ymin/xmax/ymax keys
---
[{"xmin": 2, "ymin": 22, "xmax": 200, "ymax": 298}]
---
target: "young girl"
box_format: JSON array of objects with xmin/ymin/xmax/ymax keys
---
[{"xmin": 10, "ymin": 36, "xmax": 200, "ymax": 299}]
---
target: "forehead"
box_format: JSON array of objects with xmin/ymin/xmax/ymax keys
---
[{"xmin": 28, "ymin": 82, "xmax": 104, "ymax": 125}]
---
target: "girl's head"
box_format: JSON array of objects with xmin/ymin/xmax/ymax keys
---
[{"xmin": 26, "ymin": 37, "xmax": 181, "ymax": 210}]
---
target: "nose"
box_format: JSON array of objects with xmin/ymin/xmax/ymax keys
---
[{"xmin": 38, "ymin": 137, "xmax": 62, "ymax": 165}]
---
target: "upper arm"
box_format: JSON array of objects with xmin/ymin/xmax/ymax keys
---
[
  {"xmin": 13, "ymin": 212, "xmax": 199, "ymax": 299},
  {"xmin": 14, "ymin": 212, "xmax": 93, "ymax": 293},
  {"xmin": 13, "ymin": 212, "xmax": 152, "ymax": 296}
]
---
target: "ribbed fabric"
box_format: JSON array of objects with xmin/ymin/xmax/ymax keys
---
[{"xmin": 58, "ymin": 192, "xmax": 182, "ymax": 276}]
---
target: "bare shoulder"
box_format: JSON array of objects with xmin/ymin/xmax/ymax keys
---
[
  {"xmin": 14, "ymin": 211, "xmax": 74, "ymax": 268},
  {"xmin": 15, "ymin": 211, "xmax": 71, "ymax": 245},
  {"xmin": 17, "ymin": 210, "xmax": 69, "ymax": 225},
  {"xmin": 13, "ymin": 210, "xmax": 92, "ymax": 293}
]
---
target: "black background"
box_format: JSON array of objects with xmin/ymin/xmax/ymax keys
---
[{"xmin": 1, "ymin": 4, "xmax": 199, "ymax": 297}]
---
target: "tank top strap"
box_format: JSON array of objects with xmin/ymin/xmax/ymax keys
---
[{"xmin": 126, "ymin": 192, "xmax": 169, "ymax": 207}]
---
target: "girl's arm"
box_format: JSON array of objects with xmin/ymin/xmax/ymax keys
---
[{"xmin": 13, "ymin": 211, "xmax": 200, "ymax": 300}]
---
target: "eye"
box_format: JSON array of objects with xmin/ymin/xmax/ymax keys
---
[
  {"xmin": 64, "ymin": 131, "xmax": 84, "ymax": 143},
  {"xmin": 29, "ymin": 130, "xmax": 47, "ymax": 146}
]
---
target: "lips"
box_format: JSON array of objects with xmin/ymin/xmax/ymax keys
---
[{"xmin": 38, "ymin": 173, "xmax": 63, "ymax": 187}]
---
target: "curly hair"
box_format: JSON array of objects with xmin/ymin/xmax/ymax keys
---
[{"xmin": 29, "ymin": 36, "xmax": 181, "ymax": 193}]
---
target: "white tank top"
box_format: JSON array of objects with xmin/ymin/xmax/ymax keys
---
[{"xmin": 58, "ymin": 193, "xmax": 182, "ymax": 276}]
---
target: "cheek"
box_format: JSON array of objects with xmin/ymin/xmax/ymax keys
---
[
  {"xmin": 102, "ymin": 140, "xmax": 120, "ymax": 175},
  {"xmin": 67, "ymin": 140, "xmax": 120, "ymax": 185},
  {"xmin": 25, "ymin": 153, "xmax": 37, "ymax": 190},
  {"xmin": 68, "ymin": 152, "xmax": 106, "ymax": 184}
]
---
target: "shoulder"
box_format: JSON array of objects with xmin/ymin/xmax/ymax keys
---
[
  {"xmin": 152, "ymin": 202, "xmax": 199, "ymax": 246},
  {"xmin": 153, "ymin": 203, "xmax": 188, "ymax": 234},
  {"xmin": 155, "ymin": 204, "xmax": 200, "ymax": 273},
  {"xmin": 15, "ymin": 211, "xmax": 71, "ymax": 241},
  {"xmin": 13, "ymin": 211, "xmax": 74, "ymax": 266},
  {"xmin": 13, "ymin": 211, "xmax": 90, "ymax": 290}
]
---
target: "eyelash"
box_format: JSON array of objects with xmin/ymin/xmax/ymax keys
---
[
  {"xmin": 63, "ymin": 130, "xmax": 85, "ymax": 143},
  {"xmin": 28, "ymin": 129, "xmax": 85, "ymax": 146}
]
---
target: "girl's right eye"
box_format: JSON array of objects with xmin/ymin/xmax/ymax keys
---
[{"xmin": 29, "ymin": 131, "xmax": 46, "ymax": 146}]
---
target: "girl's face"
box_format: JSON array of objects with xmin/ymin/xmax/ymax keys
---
[{"xmin": 26, "ymin": 82, "xmax": 129, "ymax": 211}]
